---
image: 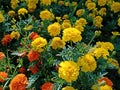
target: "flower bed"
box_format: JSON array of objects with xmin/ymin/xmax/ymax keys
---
[{"xmin": 0, "ymin": 0, "xmax": 120, "ymax": 90}]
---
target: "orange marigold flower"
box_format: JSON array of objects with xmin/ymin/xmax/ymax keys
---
[
  {"xmin": 29, "ymin": 65, "xmax": 38, "ymax": 74},
  {"xmin": 18, "ymin": 67, "xmax": 26, "ymax": 74},
  {"xmin": 0, "ymin": 52, "xmax": 5, "ymax": 60},
  {"xmin": 98, "ymin": 77, "xmax": 113, "ymax": 86},
  {"xmin": 27, "ymin": 50, "xmax": 39, "ymax": 62},
  {"xmin": 29, "ymin": 32, "xmax": 40, "ymax": 40},
  {"xmin": 41, "ymin": 82, "xmax": 53, "ymax": 90},
  {"xmin": 0, "ymin": 72, "xmax": 8, "ymax": 83},
  {"xmin": 9, "ymin": 74, "xmax": 28, "ymax": 90},
  {"xmin": 1, "ymin": 34, "xmax": 12, "ymax": 45}
]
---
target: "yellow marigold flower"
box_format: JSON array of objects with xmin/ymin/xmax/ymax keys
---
[
  {"xmin": 76, "ymin": 9, "xmax": 85, "ymax": 17},
  {"xmin": 62, "ymin": 14, "xmax": 69, "ymax": 20},
  {"xmin": 77, "ymin": 54, "xmax": 97, "ymax": 72},
  {"xmin": 86, "ymin": 2, "xmax": 96, "ymax": 11},
  {"xmin": 89, "ymin": 13, "xmax": 95, "ymax": 18},
  {"xmin": 10, "ymin": 31, "xmax": 20, "ymax": 39},
  {"xmin": 111, "ymin": 2, "xmax": 120, "ymax": 13},
  {"xmin": 11, "ymin": 0, "xmax": 19, "ymax": 9},
  {"xmin": 93, "ymin": 47, "xmax": 109, "ymax": 59},
  {"xmin": 62, "ymin": 86, "xmax": 76, "ymax": 90},
  {"xmin": 48, "ymin": 22, "xmax": 61, "ymax": 36},
  {"xmin": 58, "ymin": 0, "xmax": 64, "ymax": 5},
  {"xmin": 24, "ymin": 25, "xmax": 33, "ymax": 30},
  {"xmin": 31, "ymin": 37, "xmax": 47, "ymax": 52},
  {"xmin": 65, "ymin": 2, "xmax": 69, "ymax": 6},
  {"xmin": 96, "ymin": 42, "xmax": 114, "ymax": 51},
  {"xmin": 75, "ymin": 18, "xmax": 87, "ymax": 27},
  {"xmin": 107, "ymin": 58, "xmax": 119, "ymax": 68},
  {"xmin": 98, "ymin": 0, "xmax": 107, "ymax": 6},
  {"xmin": 98, "ymin": 8, "xmax": 107, "ymax": 16},
  {"xmin": 85, "ymin": 0, "xmax": 92, "ymax": 6},
  {"xmin": 58, "ymin": 61, "xmax": 80, "ymax": 82},
  {"xmin": 40, "ymin": 0, "xmax": 52, "ymax": 6},
  {"xmin": 118, "ymin": 18, "xmax": 120, "ymax": 27},
  {"xmin": 62, "ymin": 28, "xmax": 82, "ymax": 43},
  {"xmin": 51, "ymin": 37, "xmax": 65, "ymax": 49},
  {"xmin": 40, "ymin": 9, "xmax": 54, "ymax": 21},
  {"xmin": 72, "ymin": 2, "xmax": 77, "ymax": 6},
  {"xmin": 93, "ymin": 16, "xmax": 103, "ymax": 28},
  {"xmin": 74, "ymin": 24, "xmax": 84, "ymax": 32},
  {"xmin": 100, "ymin": 85, "xmax": 112, "ymax": 90},
  {"xmin": 26, "ymin": 0, "xmax": 38, "ymax": 12},
  {"xmin": 8, "ymin": 10, "xmax": 15, "ymax": 17},
  {"xmin": 0, "ymin": 12, "xmax": 4, "ymax": 23},
  {"xmin": 18, "ymin": 8, "xmax": 28, "ymax": 15},
  {"xmin": 62, "ymin": 20, "xmax": 71, "ymax": 29}
]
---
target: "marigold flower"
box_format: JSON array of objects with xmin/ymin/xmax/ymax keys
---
[
  {"xmin": 75, "ymin": 18, "xmax": 87, "ymax": 27},
  {"xmin": 29, "ymin": 65, "xmax": 38, "ymax": 74},
  {"xmin": 100, "ymin": 85, "xmax": 112, "ymax": 90},
  {"xmin": 29, "ymin": 32, "xmax": 40, "ymax": 40},
  {"xmin": 0, "ymin": 72, "xmax": 8, "ymax": 83},
  {"xmin": 18, "ymin": 8, "xmax": 28, "ymax": 15},
  {"xmin": 31, "ymin": 37, "xmax": 47, "ymax": 52},
  {"xmin": 111, "ymin": 2, "xmax": 120, "ymax": 13},
  {"xmin": 76, "ymin": 9, "xmax": 85, "ymax": 17},
  {"xmin": 62, "ymin": 20, "xmax": 71, "ymax": 29},
  {"xmin": 8, "ymin": 10, "xmax": 15, "ymax": 17},
  {"xmin": 1, "ymin": 34, "xmax": 12, "ymax": 46},
  {"xmin": 9, "ymin": 74, "xmax": 28, "ymax": 90},
  {"xmin": 107, "ymin": 58, "xmax": 119, "ymax": 68},
  {"xmin": 51, "ymin": 37, "xmax": 65, "ymax": 49},
  {"xmin": 10, "ymin": 31, "xmax": 20, "ymax": 39},
  {"xmin": 10, "ymin": 0, "xmax": 19, "ymax": 9},
  {"xmin": 86, "ymin": 2, "xmax": 96, "ymax": 11},
  {"xmin": 62, "ymin": 86, "xmax": 76, "ymax": 90},
  {"xmin": 58, "ymin": 61, "xmax": 80, "ymax": 82},
  {"xmin": 0, "ymin": 52, "xmax": 5, "ymax": 60},
  {"xmin": 98, "ymin": 77, "xmax": 113, "ymax": 87},
  {"xmin": 27, "ymin": 50, "xmax": 39, "ymax": 62},
  {"xmin": 41, "ymin": 82, "xmax": 53, "ymax": 90},
  {"xmin": 93, "ymin": 47, "xmax": 109, "ymax": 59},
  {"xmin": 0, "ymin": 12, "xmax": 4, "ymax": 23},
  {"xmin": 98, "ymin": 8, "xmax": 106, "ymax": 16},
  {"xmin": 18, "ymin": 67, "xmax": 26, "ymax": 74},
  {"xmin": 77, "ymin": 54, "xmax": 97, "ymax": 72},
  {"xmin": 96, "ymin": 42, "xmax": 114, "ymax": 51},
  {"xmin": 40, "ymin": 0, "xmax": 52, "ymax": 6},
  {"xmin": 62, "ymin": 28, "xmax": 82, "ymax": 43},
  {"xmin": 93, "ymin": 16, "xmax": 103, "ymax": 28},
  {"xmin": 48, "ymin": 22, "xmax": 61, "ymax": 36},
  {"xmin": 98, "ymin": 0, "xmax": 107, "ymax": 6},
  {"xmin": 40, "ymin": 9, "xmax": 54, "ymax": 21}
]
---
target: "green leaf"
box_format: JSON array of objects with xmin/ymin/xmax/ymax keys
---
[{"xmin": 26, "ymin": 72, "xmax": 41, "ymax": 89}]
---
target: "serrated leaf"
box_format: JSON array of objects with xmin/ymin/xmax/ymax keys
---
[{"xmin": 26, "ymin": 72, "xmax": 41, "ymax": 89}]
